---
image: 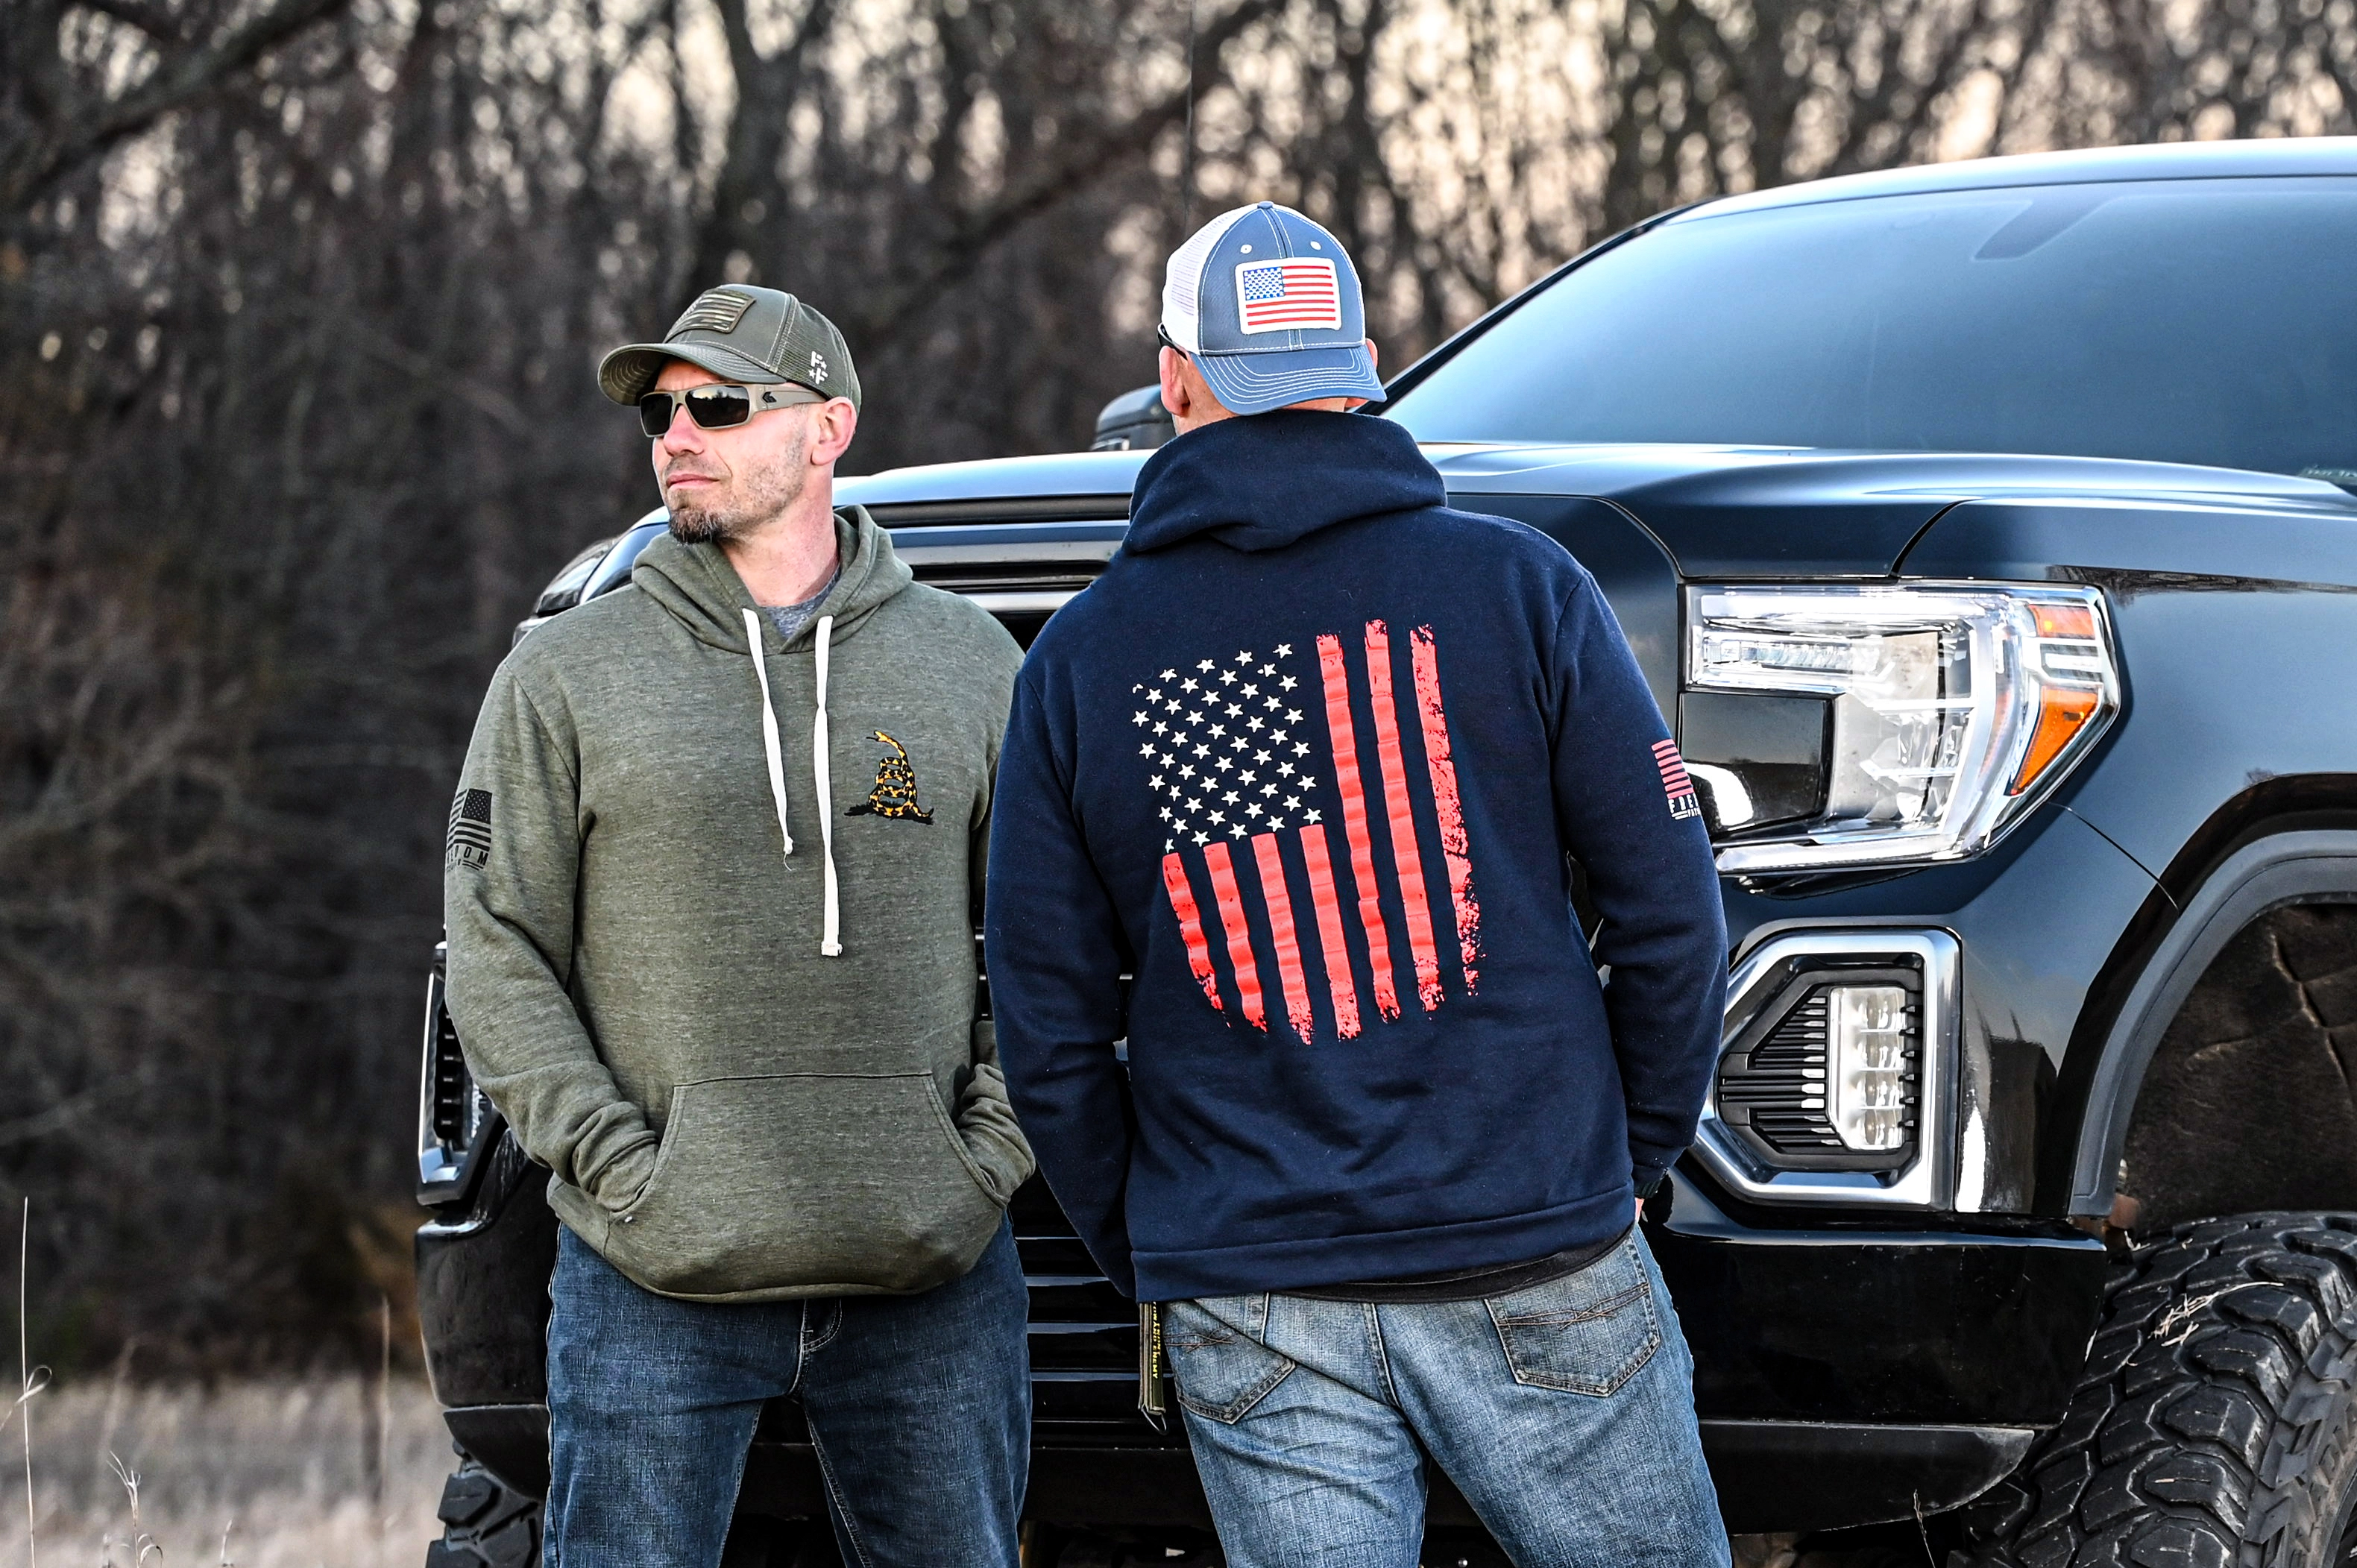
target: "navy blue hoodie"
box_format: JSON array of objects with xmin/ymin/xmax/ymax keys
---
[{"xmin": 986, "ymin": 412, "xmax": 1727, "ymax": 1302}]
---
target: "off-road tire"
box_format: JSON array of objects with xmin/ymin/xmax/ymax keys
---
[
  {"xmin": 1955, "ymin": 1212, "xmax": 2357, "ymax": 1568},
  {"xmin": 425, "ymin": 1455, "xmax": 541, "ymax": 1568}
]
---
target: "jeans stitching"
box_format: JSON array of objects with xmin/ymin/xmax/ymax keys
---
[
  {"xmin": 805, "ymin": 1423, "xmax": 876, "ymax": 1568},
  {"xmin": 802, "ymin": 1297, "xmax": 843, "ymax": 1359},
  {"xmin": 1483, "ymin": 1239, "xmax": 1663, "ymax": 1397}
]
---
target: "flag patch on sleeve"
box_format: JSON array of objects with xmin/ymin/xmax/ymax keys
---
[
  {"xmin": 1653, "ymin": 740, "xmax": 1702, "ymax": 821},
  {"xmin": 447, "ymin": 787, "xmax": 494, "ymax": 870}
]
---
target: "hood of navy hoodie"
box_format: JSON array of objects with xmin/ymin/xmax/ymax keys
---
[{"xmin": 1124, "ymin": 410, "xmax": 1446, "ymax": 555}]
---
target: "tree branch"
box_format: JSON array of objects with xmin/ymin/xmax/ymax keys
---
[
  {"xmin": 847, "ymin": 0, "xmax": 1287, "ymax": 353},
  {"xmin": 3, "ymin": 0, "xmax": 352, "ymax": 215}
]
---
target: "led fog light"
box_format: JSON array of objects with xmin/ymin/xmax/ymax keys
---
[{"xmin": 1829, "ymin": 984, "xmax": 1913, "ymax": 1152}]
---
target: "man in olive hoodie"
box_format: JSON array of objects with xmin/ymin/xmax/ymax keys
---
[{"xmin": 444, "ymin": 286, "xmax": 1032, "ymax": 1568}]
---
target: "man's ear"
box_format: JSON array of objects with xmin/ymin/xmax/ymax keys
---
[
  {"xmin": 809, "ymin": 399, "xmax": 859, "ymax": 467},
  {"xmin": 1158, "ymin": 345, "xmax": 1190, "ymax": 423}
]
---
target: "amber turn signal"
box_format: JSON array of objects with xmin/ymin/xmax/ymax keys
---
[{"xmin": 2010, "ymin": 686, "xmax": 2103, "ymax": 795}]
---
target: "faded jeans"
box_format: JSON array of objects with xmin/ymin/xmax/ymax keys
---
[
  {"xmin": 1164, "ymin": 1229, "xmax": 1728, "ymax": 1568},
  {"xmin": 543, "ymin": 1219, "xmax": 1028, "ymax": 1568}
]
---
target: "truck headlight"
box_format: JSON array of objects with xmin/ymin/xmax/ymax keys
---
[{"xmin": 1685, "ymin": 585, "xmax": 2120, "ymax": 873}]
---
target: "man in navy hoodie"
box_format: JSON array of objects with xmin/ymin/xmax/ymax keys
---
[{"xmin": 986, "ymin": 203, "xmax": 1731, "ymax": 1567}]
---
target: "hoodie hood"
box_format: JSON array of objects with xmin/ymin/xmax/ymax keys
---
[
  {"xmin": 632, "ymin": 503, "xmax": 913, "ymax": 653},
  {"xmin": 1125, "ymin": 410, "xmax": 1447, "ymax": 554}
]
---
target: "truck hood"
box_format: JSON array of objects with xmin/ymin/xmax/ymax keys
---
[{"xmin": 837, "ymin": 440, "xmax": 2356, "ymax": 578}]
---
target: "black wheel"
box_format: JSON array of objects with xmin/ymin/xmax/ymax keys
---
[
  {"xmin": 1957, "ymin": 1212, "xmax": 2357, "ymax": 1568},
  {"xmin": 425, "ymin": 1455, "xmax": 541, "ymax": 1568}
]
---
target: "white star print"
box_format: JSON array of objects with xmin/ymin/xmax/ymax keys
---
[
  {"xmin": 1275, "ymin": 643, "xmax": 1293, "ymax": 657},
  {"xmin": 1161, "ymin": 669, "xmax": 1177, "ymax": 680},
  {"xmin": 1280, "ymin": 675, "xmax": 1298, "ymax": 690},
  {"xmin": 1242, "ymin": 684, "xmax": 1259, "ymax": 698},
  {"xmin": 1246, "ymin": 802, "xmax": 1262, "ymax": 817},
  {"xmin": 1193, "ymin": 831, "xmax": 1210, "ymax": 845},
  {"xmin": 1304, "ymin": 808, "xmax": 1323, "ymax": 823},
  {"xmin": 1198, "ymin": 660, "xmax": 1215, "ymax": 672},
  {"xmin": 1138, "ymin": 743, "xmax": 1154, "ymax": 756},
  {"xmin": 1133, "ymin": 711, "xmax": 1148, "ymax": 725},
  {"xmin": 1286, "ymin": 795, "xmax": 1301, "ymax": 809}
]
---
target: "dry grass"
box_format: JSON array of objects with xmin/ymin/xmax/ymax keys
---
[{"xmin": 12, "ymin": 1376, "xmax": 454, "ymax": 1568}]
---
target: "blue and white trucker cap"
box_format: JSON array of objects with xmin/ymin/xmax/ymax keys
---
[{"xmin": 1161, "ymin": 201, "xmax": 1384, "ymax": 417}]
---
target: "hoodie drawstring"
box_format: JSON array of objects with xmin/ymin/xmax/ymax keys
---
[
  {"xmin": 741, "ymin": 607, "xmax": 843, "ymax": 959},
  {"xmin": 744, "ymin": 609, "xmax": 794, "ymax": 859},
  {"xmin": 811, "ymin": 615, "xmax": 842, "ymax": 957}
]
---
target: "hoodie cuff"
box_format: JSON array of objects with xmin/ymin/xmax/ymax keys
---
[{"xmin": 1631, "ymin": 1162, "xmax": 1671, "ymax": 1200}]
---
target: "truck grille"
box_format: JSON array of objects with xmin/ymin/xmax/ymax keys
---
[{"xmin": 417, "ymin": 942, "xmax": 497, "ymax": 1204}]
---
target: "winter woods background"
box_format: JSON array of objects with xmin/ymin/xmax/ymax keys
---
[{"xmin": 4, "ymin": 0, "xmax": 2357, "ymax": 1369}]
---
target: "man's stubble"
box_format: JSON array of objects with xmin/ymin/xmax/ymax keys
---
[{"xmin": 665, "ymin": 416, "xmax": 808, "ymax": 545}]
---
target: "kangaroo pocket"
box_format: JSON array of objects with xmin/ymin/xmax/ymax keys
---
[{"xmin": 598, "ymin": 1071, "xmax": 1007, "ymax": 1299}]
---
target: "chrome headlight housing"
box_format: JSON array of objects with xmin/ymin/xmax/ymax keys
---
[{"xmin": 1685, "ymin": 584, "xmax": 2120, "ymax": 873}]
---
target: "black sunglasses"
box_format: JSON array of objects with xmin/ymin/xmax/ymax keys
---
[
  {"xmin": 1155, "ymin": 324, "xmax": 1189, "ymax": 358},
  {"xmin": 638, "ymin": 381, "xmax": 825, "ymax": 437}
]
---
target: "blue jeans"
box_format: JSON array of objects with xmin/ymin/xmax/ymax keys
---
[
  {"xmin": 544, "ymin": 1219, "xmax": 1029, "ymax": 1568},
  {"xmin": 1165, "ymin": 1229, "xmax": 1728, "ymax": 1568}
]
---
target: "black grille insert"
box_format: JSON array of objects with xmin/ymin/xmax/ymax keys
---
[{"xmin": 1714, "ymin": 963, "xmax": 1920, "ymax": 1172}]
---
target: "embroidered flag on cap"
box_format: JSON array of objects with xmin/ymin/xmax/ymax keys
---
[
  {"xmin": 1235, "ymin": 258, "xmax": 1341, "ymax": 336},
  {"xmin": 1654, "ymin": 739, "xmax": 1702, "ymax": 820},
  {"xmin": 1140, "ymin": 621, "xmax": 1485, "ymax": 1045}
]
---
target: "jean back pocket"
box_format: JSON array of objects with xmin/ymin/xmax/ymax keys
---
[
  {"xmin": 1485, "ymin": 1236, "xmax": 1662, "ymax": 1397},
  {"xmin": 1163, "ymin": 1294, "xmax": 1296, "ymax": 1424}
]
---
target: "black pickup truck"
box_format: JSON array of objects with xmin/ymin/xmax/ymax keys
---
[{"xmin": 417, "ymin": 138, "xmax": 2357, "ymax": 1568}]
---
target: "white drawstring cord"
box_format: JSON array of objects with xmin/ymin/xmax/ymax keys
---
[
  {"xmin": 811, "ymin": 614, "xmax": 843, "ymax": 957},
  {"xmin": 743, "ymin": 608, "xmax": 794, "ymax": 859}
]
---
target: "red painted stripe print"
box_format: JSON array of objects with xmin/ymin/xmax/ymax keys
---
[
  {"xmin": 1365, "ymin": 621, "xmax": 1444, "ymax": 1013},
  {"xmin": 1409, "ymin": 626, "xmax": 1482, "ymax": 993},
  {"xmin": 1251, "ymin": 834, "xmax": 1315, "ymax": 1043},
  {"xmin": 1201, "ymin": 843, "xmax": 1265, "ymax": 1030},
  {"xmin": 1318, "ymin": 634, "xmax": 1400, "ymax": 1021},
  {"xmin": 1160, "ymin": 853, "xmax": 1224, "ymax": 1012},
  {"xmin": 1297, "ymin": 825, "xmax": 1361, "ymax": 1039}
]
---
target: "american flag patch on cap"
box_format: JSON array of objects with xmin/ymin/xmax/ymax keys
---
[
  {"xmin": 1234, "ymin": 257, "xmax": 1341, "ymax": 336},
  {"xmin": 669, "ymin": 289, "xmax": 756, "ymax": 338},
  {"xmin": 1653, "ymin": 740, "xmax": 1701, "ymax": 820}
]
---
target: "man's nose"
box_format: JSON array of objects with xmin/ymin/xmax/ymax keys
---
[{"xmin": 658, "ymin": 403, "xmax": 704, "ymax": 450}]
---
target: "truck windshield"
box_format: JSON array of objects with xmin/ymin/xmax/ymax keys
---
[{"xmin": 1384, "ymin": 177, "xmax": 2357, "ymax": 482}]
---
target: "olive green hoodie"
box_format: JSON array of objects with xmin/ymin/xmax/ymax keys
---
[{"xmin": 443, "ymin": 506, "xmax": 1032, "ymax": 1302}]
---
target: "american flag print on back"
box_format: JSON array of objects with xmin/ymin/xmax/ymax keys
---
[
  {"xmin": 1655, "ymin": 739, "xmax": 1702, "ymax": 820},
  {"xmin": 1139, "ymin": 623, "xmax": 1483, "ymax": 1045},
  {"xmin": 1234, "ymin": 258, "xmax": 1342, "ymax": 336}
]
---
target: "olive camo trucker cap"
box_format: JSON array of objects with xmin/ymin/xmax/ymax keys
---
[{"xmin": 598, "ymin": 285, "xmax": 861, "ymax": 410}]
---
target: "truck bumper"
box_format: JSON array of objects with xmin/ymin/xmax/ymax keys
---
[
  {"xmin": 445, "ymin": 1407, "xmax": 2036, "ymax": 1535},
  {"xmin": 425, "ymin": 1168, "xmax": 2104, "ymax": 1534}
]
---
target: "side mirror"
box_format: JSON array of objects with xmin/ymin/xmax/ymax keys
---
[{"xmin": 1090, "ymin": 384, "xmax": 1175, "ymax": 452}]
